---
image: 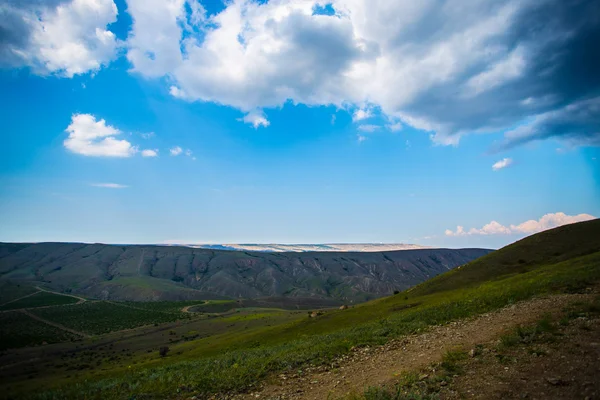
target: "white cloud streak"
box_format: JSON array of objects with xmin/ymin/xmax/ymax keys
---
[
  {"xmin": 90, "ymin": 183, "xmax": 128, "ymax": 188},
  {"xmin": 492, "ymin": 158, "xmax": 513, "ymax": 171},
  {"xmin": 445, "ymin": 212, "xmax": 596, "ymax": 237}
]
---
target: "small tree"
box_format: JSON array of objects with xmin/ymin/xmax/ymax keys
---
[
  {"xmin": 159, "ymin": 346, "xmax": 170, "ymax": 357},
  {"xmin": 393, "ymin": 290, "xmax": 400, "ymax": 295}
]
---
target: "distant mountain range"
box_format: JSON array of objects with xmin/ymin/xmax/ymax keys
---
[
  {"xmin": 0, "ymin": 243, "xmax": 491, "ymax": 302},
  {"xmin": 179, "ymin": 243, "xmax": 431, "ymax": 252}
]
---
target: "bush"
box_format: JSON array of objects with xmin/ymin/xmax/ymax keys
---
[{"xmin": 159, "ymin": 346, "xmax": 170, "ymax": 357}]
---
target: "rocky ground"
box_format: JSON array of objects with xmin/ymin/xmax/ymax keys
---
[{"xmin": 221, "ymin": 289, "xmax": 599, "ymax": 400}]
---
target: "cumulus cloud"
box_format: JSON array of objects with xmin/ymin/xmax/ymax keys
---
[
  {"xmin": 445, "ymin": 212, "xmax": 596, "ymax": 237},
  {"xmin": 141, "ymin": 149, "xmax": 158, "ymax": 157},
  {"xmin": 169, "ymin": 146, "xmax": 183, "ymax": 156},
  {"xmin": 239, "ymin": 110, "xmax": 270, "ymax": 128},
  {"xmin": 121, "ymin": 0, "xmax": 600, "ymax": 148},
  {"xmin": 3, "ymin": 0, "xmax": 598, "ymax": 149},
  {"xmin": 64, "ymin": 114, "xmax": 137, "ymax": 157},
  {"xmin": 1, "ymin": 0, "xmax": 119, "ymax": 76},
  {"xmin": 492, "ymin": 158, "xmax": 513, "ymax": 171},
  {"xmin": 90, "ymin": 183, "xmax": 128, "ymax": 188}
]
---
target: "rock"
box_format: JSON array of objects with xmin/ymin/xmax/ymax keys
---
[
  {"xmin": 339, "ymin": 305, "xmax": 349, "ymax": 310},
  {"xmin": 545, "ymin": 377, "xmax": 567, "ymax": 386},
  {"xmin": 469, "ymin": 348, "xmax": 476, "ymax": 357}
]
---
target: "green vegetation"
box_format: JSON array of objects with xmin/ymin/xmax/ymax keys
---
[
  {"xmin": 0, "ymin": 291, "xmax": 79, "ymax": 311},
  {"xmin": 121, "ymin": 300, "xmax": 206, "ymax": 313},
  {"xmin": 0, "ymin": 311, "xmax": 79, "ymax": 350},
  {"xmin": 4, "ymin": 219, "xmax": 600, "ymax": 400},
  {"xmin": 188, "ymin": 300, "xmax": 238, "ymax": 313},
  {"xmin": 30, "ymin": 302, "xmax": 190, "ymax": 335},
  {"xmin": 24, "ymin": 220, "xmax": 600, "ymax": 399},
  {"xmin": 0, "ymin": 282, "xmax": 38, "ymax": 304}
]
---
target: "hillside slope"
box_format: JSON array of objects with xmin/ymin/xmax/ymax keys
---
[
  {"xmin": 410, "ymin": 218, "xmax": 600, "ymax": 296},
  {"xmin": 0, "ymin": 243, "xmax": 490, "ymax": 302}
]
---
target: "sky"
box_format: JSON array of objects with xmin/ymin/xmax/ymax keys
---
[{"xmin": 0, "ymin": 0, "xmax": 599, "ymax": 249}]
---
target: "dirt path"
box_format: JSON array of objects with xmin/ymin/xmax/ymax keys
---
[
  {"xmin": 0, "ymin": 290, "xmax": 41, "ymax": 307},
  {"xmin": 20, "ymin": 309, "xmax": 91, "ymax": 338},
  {"xmin": 35, "ymin": 286, "xmax": 87, "ymax": 304},
  {"xmin": 244, "ymin": 292, "xmax": 595, "ymax": 400}
]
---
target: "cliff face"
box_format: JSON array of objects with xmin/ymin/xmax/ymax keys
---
[{"xmin": 0, "ymin": 243, "xmax": 492, "ymax": 302}]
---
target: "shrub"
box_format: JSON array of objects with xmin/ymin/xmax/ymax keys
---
[{"xmin": 159, "ymin": 346, "xmax": 170, "ymax": 357}]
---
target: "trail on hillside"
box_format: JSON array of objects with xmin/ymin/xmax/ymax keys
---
[
  {"xmin": 20, "ymin": 309, "xmax": 91, "ymax": 338},
  {"xmin": 35, "ymin": 286, "xmax": 87, "ymax": 304},
  {"xmin": 240, "ymin": 292, "xmax": 595, "ymax": 400}
]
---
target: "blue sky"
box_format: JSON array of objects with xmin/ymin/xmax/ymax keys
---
[{"xmin": 0, "ymin": 0, "xmax": 599, "ymax": 248}]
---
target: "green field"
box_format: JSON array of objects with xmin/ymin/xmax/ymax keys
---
[
  {"xmin": 0, "ymin": 311, "xmax": 79, "ymax": 350},
  {"xmin": 0, "ymin": 219, "xmax": 592, "ymax": 400},
  {"xmin": 30, "ymin": 302, "xmax": 192, "ymax": 335},
  {"xmin": 0, "ymin": 282, "xmax": 38, "ymax": 304},
  {"xmin": 0, "ymin": 291, "xmax": 79, "ymax": 311}
]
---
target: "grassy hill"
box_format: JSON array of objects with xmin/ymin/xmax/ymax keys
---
[{"xmin": 2, "ymin": 219, "xmax": 599, "ymax": 399}]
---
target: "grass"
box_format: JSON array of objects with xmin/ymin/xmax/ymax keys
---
[
  {"xmin": 21, "ymin": 247, "xmax": 600, "ymax": 399},
  {"xmin": 0, "ymin": 311, "xmax": 79, "ymax": 350},
  {"xmin": 0, "ymin": 291, "xmax": 79, "ymax": 311},
  {"xmin": 0, "ymin": 282, "xmax": 38, "ymax": 304},
  {"xmin": 30, "ymin": 302, "xmax": 191, "ymax": 335},
  {"xmin": 4, "ymin": 219, "xmax": 600, "ymax": 399}
]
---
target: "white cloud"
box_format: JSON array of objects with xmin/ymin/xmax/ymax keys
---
[
  {"xmin": 185, "ymin": 149, "xmax": 193, "ymax": 157},
  {"xmin": 170, "ymin": 146, "xmax": 183, "ymax": 156},
  {"xmin": 357, "ymin": 124, "xmax": 380, "ymax": 133},
  {"xmin": 492, "ymin": 158, "xmax": 513, "ymax": 171},
  {"xmin": 352, "ymin": 108, "xmax": 372, "ymax": 122},
  {"xmin": 3, "ymin": 0, "xmax": 119, "ymax": 76},
  {"xmin": 64, "ymin": 114, "xmax": 137, "ymax": 157},
  {"xmin": 445, "ymin": 212, "xmax": 596, "ymax": 236},
  {"xmin": 357, "ymin": 134, "xmax": 367, "ymax": 143},
  {"xmin": 387, "ymin": 122, "xmax": 403, "ymax": 132},
  {"xmin": 239, "ymin": 110, "xmax": 270, "ymax": 128},
  {"xmin": 90, "ymin": 183, "xmax": 128, "ymax": 189},
  {"xmin": 140, "ymin": 132, "xmax": 155, "ymax": 139},
  {"xmin": 509, "ymin": 212, "xmax": 596, "ymax": 234},
  {"xmin": 141, "ymin": 149, "xmax": 158, "ymax": 157},
  {"xmin": 123, "ymin": 0, "xmax": 550, "ymax": 145}
]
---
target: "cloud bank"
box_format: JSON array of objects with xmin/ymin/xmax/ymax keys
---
[
  {"xmin": 3, "ymin": 0, "xmax": 599, "ymax": 147},
  {"xmin": 445, "ymin": 212, "xmax": 596, "ymax": 237}
]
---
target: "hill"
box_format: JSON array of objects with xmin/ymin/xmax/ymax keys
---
[{"xmin": 0, "ymin": 243, "xmax": 490, "ymax": 302}]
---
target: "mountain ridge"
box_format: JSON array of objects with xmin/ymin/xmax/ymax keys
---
[{"xmin": 0, "ymin": 242, "xmax": 491, "ymax": 302}]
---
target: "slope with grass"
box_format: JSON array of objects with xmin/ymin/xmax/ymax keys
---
[{"xmin": 3, "ymin": 219, "xmax": 598, "ymax": 400}]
